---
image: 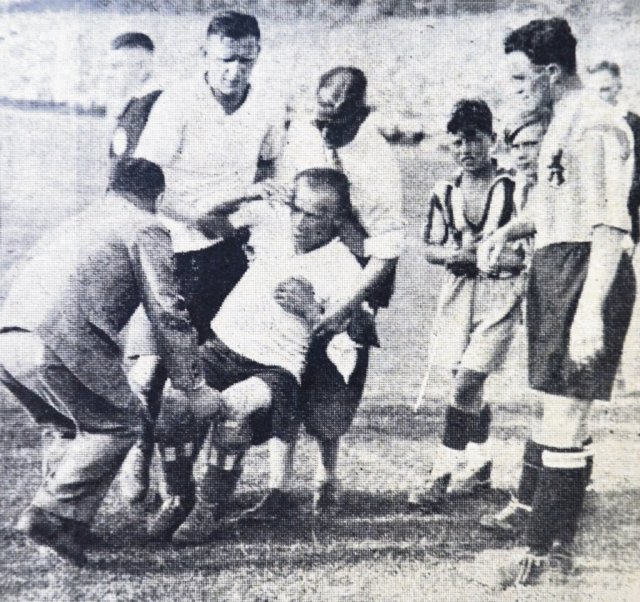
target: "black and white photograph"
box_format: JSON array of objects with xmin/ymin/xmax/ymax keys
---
[{"xmin": 0, "ymin": 0, "xmax": 639, "ymax": 599}]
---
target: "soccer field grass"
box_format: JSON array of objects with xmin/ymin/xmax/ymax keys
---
[
  {"xmin": 1, "ymin": 106, "xmax": 640, "ymax": 601},
  {"xmin": 2, "ymin": 6, "xmax": 640, "ymax": 597}
]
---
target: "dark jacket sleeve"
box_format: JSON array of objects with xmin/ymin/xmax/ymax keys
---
[{"xmin": 130, "ymin": 222, "xmax": 202, "ymax": 390}]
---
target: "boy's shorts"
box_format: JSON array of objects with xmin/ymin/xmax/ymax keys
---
[
  {"xmin": 527, "ymin": 242, "xmax": 635, "ymax": 401},
  {"xmin": 430, "ymin": 272, "xmax": 524, "ymax": 374}
]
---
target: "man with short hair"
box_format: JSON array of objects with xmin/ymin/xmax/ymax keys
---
[
  {"xmin": 108, "ymin": 32, "xmax": 161, "ymax": 175},
  {"xmin": 480, "ymin": 18, "xmax": 636, "ymax": 586},
  {"xmin": 122, "ymin": 11, "xmax": 288, "ymax": 502},
  {"xmin": 146, "ymin": 168, "xmax": 364, "ymax": 544},
  {"xmin": 0, "ymin": 158, "xmax": 221, "ymax": 566},
  {"xmin": 250, "ymin": 66, "xmax": 405, "ymax": 517}
]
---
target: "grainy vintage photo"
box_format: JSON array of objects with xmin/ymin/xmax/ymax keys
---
[{"xmin": 0, "ymin": 0, "xmax": 639, "ymax": 600}]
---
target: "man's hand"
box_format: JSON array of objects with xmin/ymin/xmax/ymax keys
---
[
  {"xmin": 569, "ymin": 308, "xmax": 604, "ymax": 367},
  {"xmin": 274, "ymin": 276, "xmax": 324, "ymax": 325},
  {"xmin": 314, "ymin": 300, "xmax": 354, "ymax": 338},
  {"xmin": 246, "ymin": 179, "xmax": 292, "ymax": 206},
  {"xmin": 164, "ymin": 381, "xmax": 224, "ymax": 422}
]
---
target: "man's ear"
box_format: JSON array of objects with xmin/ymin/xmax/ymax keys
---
[
  {"xmin": 201, "ymin": 45, "xmax": 207, "ymax": 57},
  {"xmin": 546, "ymin": 63, "xmax": 562, "ymax": 86}
]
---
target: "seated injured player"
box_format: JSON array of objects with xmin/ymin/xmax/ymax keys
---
[{"xmin": 148, "ymin": 168, "xmax": 364, "ymax": 545}]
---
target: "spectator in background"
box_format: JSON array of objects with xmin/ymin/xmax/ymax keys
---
[
  {"xmin": 108, "ymin": 32, "xmax": 162, "ymax": 175},
  {"xmin": 587, "ymin": 60, "xmax": 640, "ymax": 242}
]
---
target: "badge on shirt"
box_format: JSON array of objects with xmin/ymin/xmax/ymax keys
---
[
  {"xmin": 111, "ymin": 127, "xmax": 128, "ymax": 157},
  {"xmin": 547, "ymin": 149, "xmax": 566, "ymax": 187}
]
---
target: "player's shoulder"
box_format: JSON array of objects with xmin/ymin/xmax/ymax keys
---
[
  {"xmin": 490, "ymin": 168, "xmax": 516, "ymax": 190},
  {"xmin": 352, "ymin": 118, "xmax": 393, "ymax": 154},
  {"xmin": 429, "ymin": 177, "xmax": 456, "ymax": 204},
  {"xmin": 153, "ymin": 75, "xmax": 200, "ymax": 109}
]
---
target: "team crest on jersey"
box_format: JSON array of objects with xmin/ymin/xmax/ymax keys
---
[
  {"xmin": 112, "ymin": 127, "xmax": 128, "ymax": 157},
  {"xmin": 547, "ymin": 149, "xmax": 566, "ymax": 187}
]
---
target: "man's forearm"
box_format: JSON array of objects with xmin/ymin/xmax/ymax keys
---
[
  {"xmin": 501, "ymin": 215, "xmax": 536, "ymax": 241},
  {"xmin": 425, "ymin": 244, "xmax": 474, "ymax": 266},
  {"xmin": 344, "ymin": 257, "xmax": 396, "ymax": 308}
]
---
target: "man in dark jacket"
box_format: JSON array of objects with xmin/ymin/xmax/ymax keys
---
[{"xmin": 0, "ymin": 158, "xmax": 220, "ymax": 566}]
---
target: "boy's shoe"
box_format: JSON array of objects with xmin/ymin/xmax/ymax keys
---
[
  {"xmin": 120, "ymin": 442, "xmax": 153, "ymax": 504},
  {"xmin": 146, "ymin": 495, "xmax": 193, "ymax": 542},
  {"xmin": 312, "ymin": 482, "xmax": 340, "ymax": 516},
  {"xmin": 479, "ymin": 496, "xmax": 530, "ymax": 534},
  {"xmin": 407, "ymin": 473, "xmax": 451, "ymax": 513},
  {"xmin": 448, "ymin": 460, "xmax": 492, "ymax": 496},
  {"xmin": 16, "ymin": 506, "xmax": 88, "ymax": 567},
  {"xmin": 171, "ymin": 499, "xmax": 226, "ymax": 546},
  {"xmin": 240, "ymin": 488, "xmax": 295, "ymax": 521}
]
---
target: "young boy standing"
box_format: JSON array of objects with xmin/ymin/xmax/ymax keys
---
[{"xmin": 411, "ymin": 99, "xmax": 526, "ymax": 511}]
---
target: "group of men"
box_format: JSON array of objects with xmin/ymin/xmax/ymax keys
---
[{"xmin": 0, "ymin": 10, "xmax": 636, "ymax": 589}]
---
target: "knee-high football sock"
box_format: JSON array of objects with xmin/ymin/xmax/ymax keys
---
[
  {"xmin": 525, "ymin": 448, "xmax": 587, "ymax": 554},
  {"xmin": 431, "ymin": 406, "xmax": 476, "ymax": 478},
  {"xmin": 516, "ymin": 439, "xmax": 547, "ymax": 508},
  {"xmin": 469, "ymin": 404, "xmax": 492, "ymax": 444},
  {"xmin": 582, "ymin": 436, "xmax": 594, "ymax": 489},
  {"xmin": 442, "ymin": 405, "xmax": 475, "ymax": 451},
  {"xmin": 155, "ymin": 409, "xmax": 199, "ymax": 498}
]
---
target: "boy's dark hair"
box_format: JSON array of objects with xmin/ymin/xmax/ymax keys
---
[
  {"xmin": 447, "ymin": 99, "xmax": 493, "ymax": 137},
  {"xmin": 504, "ymin": 18, "xmax": 577, "ymax": 76},
  {"xmin": 111, "ymin": 32, "xmax": 154, "ymax": 52},
  {"xmin": 294, "ymin": 168, "xmax": 351, "ymax": 215},
  {"xmin": 109, "ymin": 158, "xmax": 165, "ymax": 210},
  {"xmin": 587, "ymin": 60, "xmax": 621, "ymax": 78},
  {"xmin": 206, "ymin": 11, "xmax": 260, "ymax": 41}
]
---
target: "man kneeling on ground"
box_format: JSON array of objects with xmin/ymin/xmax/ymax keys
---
[{"xmin": 0, "ymin": 158, "xmax": 221, "ymax": 566}]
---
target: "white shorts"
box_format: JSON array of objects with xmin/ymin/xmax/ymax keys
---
[{"xmin": 429, "ymin": 272, "xmax": 524, "ymax": 374}]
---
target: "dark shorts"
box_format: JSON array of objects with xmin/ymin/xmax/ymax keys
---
[
  {"xmin": 300, "ymin": 336, "xmax": 370, "ymax": 440},
  {"xmin": 175, "ymin": 237, "xmax": 248, "ymax": 344},
  {"xmin": 200, "ymin": 335, "xmax": 300, "ymax": 445},
  {"xmin": 527, "ymin": 243, "xmax": 636, "ymax": 401}
]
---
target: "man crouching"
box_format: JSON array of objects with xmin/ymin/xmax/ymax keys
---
[
  {"xmin": 147, "ymin": 168, "xmax": 364, "ymax": 545},
  {"xmin": 0, "ymin": 158, "xmax": 221, "ymax": 566}
]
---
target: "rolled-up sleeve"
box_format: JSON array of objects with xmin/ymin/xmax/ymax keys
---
[
  {"xmin": 130, "ymin": 223, "xmax": 202, "ymax": 390},
  {"xmin": 351, "ymin": 141, "xmax": 406, "ymax": 259},
  {"xmin": 582, "ymin": 125, "xmax": 633, "ymax": 233}
]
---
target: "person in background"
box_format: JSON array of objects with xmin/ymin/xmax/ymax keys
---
[{"xmin": 108, "ymin": 32, "xmax": 162, "ymax": 176}]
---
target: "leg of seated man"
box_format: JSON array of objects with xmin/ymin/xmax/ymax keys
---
[
  {"xmin": 300, "ymin": 338, "xmax": 370, "ymax": 516},
  {"xmin": 174, "ymin": 371, "xmax": 298, "ymax": 543}
]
